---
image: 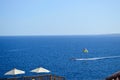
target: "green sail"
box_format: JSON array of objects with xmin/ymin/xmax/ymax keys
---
[{"xmin": 83, "ymin": 48, "xmax": 88, "ymax": 53}]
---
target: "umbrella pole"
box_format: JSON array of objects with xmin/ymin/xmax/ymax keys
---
[
  {"xmin": 13, "ymin": 75, "xmax": 17, "ymax": 80},
  {"xmin": 50, "ymin": 75, "xmax": 52, "ymax": 80}
]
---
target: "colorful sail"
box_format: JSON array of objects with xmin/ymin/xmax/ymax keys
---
[{"xmin": 83, "ymin": 48, "xmax": 88, "ymax": 53}]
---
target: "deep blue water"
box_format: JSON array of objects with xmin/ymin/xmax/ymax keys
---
[{"xmin": 0, "ymin": 36, "xmax": 120, "ymax": 80}]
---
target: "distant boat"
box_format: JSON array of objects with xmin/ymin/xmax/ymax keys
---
[
  {"xmin": 70, "ymin": 48, "xmax": 89, "ymax": 61},
  {"xmin": 82, "ymin": 48, "xmax": 88, "ymax": 53}
]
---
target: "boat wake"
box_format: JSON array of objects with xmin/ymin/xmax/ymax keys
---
[{"xmin": 74, "ymin": 56, "xmax": 120, "ymax": 61}]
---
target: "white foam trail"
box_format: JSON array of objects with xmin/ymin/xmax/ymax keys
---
[{"xmin": 75, "ymin": 56, "xmax": 120, "ymax": 61}]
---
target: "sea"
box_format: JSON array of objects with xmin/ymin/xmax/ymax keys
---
[{"xmin": 0, "ymin": 35, "xmax": 120, "ymax": 80}]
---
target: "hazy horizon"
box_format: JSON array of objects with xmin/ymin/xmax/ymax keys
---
[{"xmin": 0, "ymin": 33, "xmax": 120, "ymax": 36}]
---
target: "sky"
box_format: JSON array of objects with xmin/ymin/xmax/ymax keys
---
[{"xmin": 0, "ymin": 0, "xmax": 120, "ymax": 35}]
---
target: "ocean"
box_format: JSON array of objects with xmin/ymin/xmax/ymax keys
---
[{"xmin": 0, "ymin": 35, "xmax": 120, "ymax": 80}]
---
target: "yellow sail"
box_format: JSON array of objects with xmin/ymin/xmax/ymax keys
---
[{"xmin": 83, "ymin": 48, "xmax": 88, "ymax": 53}]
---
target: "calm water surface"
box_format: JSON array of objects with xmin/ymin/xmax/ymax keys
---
[{"xmin": 0, "ymin": 36, "xmax": 120, "ymax": 80}]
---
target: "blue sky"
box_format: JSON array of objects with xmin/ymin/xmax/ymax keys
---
[{"xmin": 0, "ymin": 0, "xmax": 120, "ymax": 35}]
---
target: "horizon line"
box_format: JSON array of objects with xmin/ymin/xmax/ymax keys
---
[{"xmin": 0, "ymin": 33, "xmax": 120, "ymax": 36}]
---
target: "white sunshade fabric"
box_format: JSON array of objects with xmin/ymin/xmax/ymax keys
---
[
  {"xmin": 5, "ymin": 68, "xmax": 25, "ymax": 75},
  {"xmin": 30, "ymin": 67, "xmax": 50, "ymax": 73}
]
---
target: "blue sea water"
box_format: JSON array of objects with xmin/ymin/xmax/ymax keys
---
[{"xmin": 0, "ymin": 35, "xmax": 120, "ymax": 80}]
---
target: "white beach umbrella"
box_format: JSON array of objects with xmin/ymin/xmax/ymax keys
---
[
  {"xmin": 30, "ymin": 67, "xmax": 50, "ymax": 73},
  {"xmin": 5, "ymin": 68, "xmax": 25, "ymax": 75}
]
